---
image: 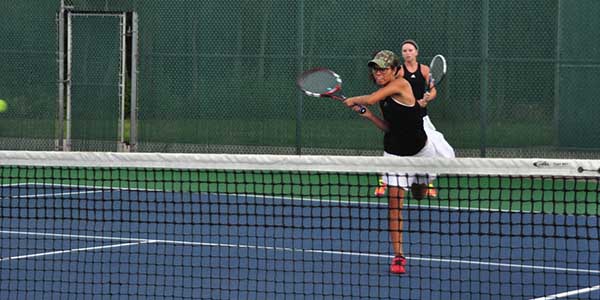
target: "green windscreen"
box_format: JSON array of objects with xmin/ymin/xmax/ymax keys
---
[
  {"xmin": 1, "ymin": 0, "xmax": 599, "ymax": 157},
  {"xmin": 0, "ymin": 1, "xmax": 59, "ymax": 150},
  {"xmin": 556, "ymin": 0, "xmax": 600, "ymax": 148}
]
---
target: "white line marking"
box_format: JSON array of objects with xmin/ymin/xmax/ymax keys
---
[
  {"xmin": 11, "ymin": 182, "xmax": 600, "ymax": 217},
  {"xmin": 1, "ymin": 190, "xmax": 105, "ymax": 200},
  {"xmin": 2, "ymin": 230, "xmax": 599, "ymax": 274},
  {"xmin": 403, "ymin": 256, "xmax": 600, "ymax": 274},
  {"xmin": 0, "ymin": 183, "xmax": 32, "ymax": 187},
  {"xmin": 0, "ymin": 230, "xmax": 145, "ymax": 242},
  {"xmin": 0, "ymin": 241, "xmax": 153, "ymax": 262},
  {"xmin": 530, "ymin": 285, "xmax": 600, "ymax": 299}
]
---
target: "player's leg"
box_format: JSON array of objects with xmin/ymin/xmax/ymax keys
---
[
  {"xmin": 413, "ymin": 135, "xmax": 440, "ymax": 198},
  {"xmin": 388, "ymin": 185, "xmax": 407, "ymax": 274}
]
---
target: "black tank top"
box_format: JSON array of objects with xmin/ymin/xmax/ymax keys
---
[
  {"xmin": 402, "ymin": 64, "xmax": 427, "ymax": 117},
  {"xmin": 378, "ymin": 96, "xmax": 427, "ymax": 156}
]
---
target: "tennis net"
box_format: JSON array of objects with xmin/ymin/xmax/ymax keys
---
[{"xmin": 0, "ymin": 151, "xmax": 598, "ymax": 299}]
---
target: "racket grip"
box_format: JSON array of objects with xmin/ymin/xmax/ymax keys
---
[
  {"xmin": 337, "ymin": 95, "xmax": 366, "ymax": 114},
  {"xmin": 425, "ymin": 77, "xmax": 432, "ymax": 93}
]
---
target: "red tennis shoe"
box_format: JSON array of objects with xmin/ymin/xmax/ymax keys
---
[{"xmin": 390, "ymin": 255, "xmax": 407, "ymax": 274}]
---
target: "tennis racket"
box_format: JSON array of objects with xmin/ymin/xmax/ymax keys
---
[
  {"xmin": 297, "ymin": 68, "xmax": 366, "ymax": 114},
  {"xmin": 426, "ymin": 54, "xmax": 447, "ymax": 92}
]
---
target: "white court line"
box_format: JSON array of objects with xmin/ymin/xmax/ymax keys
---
[
  {"xmin": 0, "ymin": 230, "xmax": 146, "ymax": 242},
  {"xmin": 0, "ymin": 183, "xmax": 106, "ymax": 199},
  {"xmin": 1, "ymin": 190, "xmax": 105, "ymax": 199},
  {"xmin": 0, "ymin": 187, "xmax": 545, "ymax": 216},
  {"xmin": 15, "ymin": 182, "xmax": 600, "ymax": 217},
  {"xmin": 530, "ymin": 285, "xmax": 600, "ymax": 299},
  {"xmin": 2, "ymin": 184, "xmax": 598, "ymax": 273},
  {"xmin": 5, "ymin": 182, "xmax": 535, "ymax": 212},
  {"xmin": 3, "ymin": 182, "xmax": 158, "ymax": 192},
  {"xmin": 0, "ymin": 240, "xmax": 154, "ymax": 262},
  {"xmin": 2, "ymin": 230, "xmax": 599, "ymax": 275}
]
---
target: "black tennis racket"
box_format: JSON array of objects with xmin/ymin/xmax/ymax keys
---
[
  {"xmin": 297, "ymin": 68, "xmax": 366, "ymax": 114},
  {"xmin": 426, "ymin": 54, "xmax": 447, "ymax": 92}
]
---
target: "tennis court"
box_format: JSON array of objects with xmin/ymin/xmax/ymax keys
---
[{"xmin": 1, "ymin": 153, "xmax": 598, "ymax": 299}]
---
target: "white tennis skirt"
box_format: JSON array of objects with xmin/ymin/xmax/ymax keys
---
[
  {"xmin": 423, "ymin": 115, "xmax": 455, "ymax": 158},
  {"xmin": 382, "ymin": 138, "xmax": 437, "ymax": 189},
  {"xmin": 381, "ymin": 116, "xmax": 454, "ymax": 189}
]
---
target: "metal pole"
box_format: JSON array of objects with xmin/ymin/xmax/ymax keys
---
[
  {"xmin": 479, "ymin": 0, "xmax": 489, "ymax": 157},
  {"xmin": 57, "ymin": 0, "xmax": 66, "ymax": 150},
  {"xmin": 295, "ymin": 0, "xmax": 304, "ymax": 155},
  {"xmin": 65, "ymin": 10, "xmax": 72, "ymax": 151},
  {"xmin": 130, "ymin": 12, "xmax": 139, "ymax": 152},
  {"xmin": 118, "ymin": 13, "xmax": 127, "ymax": 151},
  {"xmin": 553, "ymin": 0, "xmax": 562, "ymax": 147}
]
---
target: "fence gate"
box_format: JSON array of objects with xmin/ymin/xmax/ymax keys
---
[{"xmin": 62, "ymin": 11, "xmax": 133, "ymax": 151}]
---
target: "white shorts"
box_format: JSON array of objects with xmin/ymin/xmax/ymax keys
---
[
  {"xmin": 381, "ymin": 139, "xmax": 437, "ymax": 189},
  {"xmin": 423, "ymin": 116, "xmax": 455, "ymax": 158}
]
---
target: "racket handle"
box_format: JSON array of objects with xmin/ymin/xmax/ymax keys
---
[
  {"xmin": 425, "ymin": 77, "xmax": 432, "ymax": 93},
  {"xmin": 337, "ymin": 95, "xmax": 366, "ymax": 114}
]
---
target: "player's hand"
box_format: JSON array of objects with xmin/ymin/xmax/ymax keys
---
[
  {"xmin": 343, "ymin": 97, "xmax": 356, "ymax": 107},
  {"xmin": 418, "ymin": 92, "xmax": 432, "ymax": 107},
  {"xmin": 344, "ymin": 96, "xmax": 368, "ymax": 115},
  {"xmin": 423, "ymin": 92, "xmax": 432, "ymax": 102}
]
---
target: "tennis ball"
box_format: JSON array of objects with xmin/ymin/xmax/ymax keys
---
[{"xmin": 0, "ymin": 99, "xmax": 7, "ymax": 112}]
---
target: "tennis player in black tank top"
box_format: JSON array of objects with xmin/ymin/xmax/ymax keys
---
[
  {"xmin": 401, "ymin": 63, "xmax": 428, "ymax": 118},
  {"xmin": 399, "ymin": 40, "xmax": 455, "ymax": 161},
  {"xmin": 379, "ymin": 95, "xmax": 426, "ymax": 156},
  {"xmin": 344, "ymin": 50, "xmax": 437, "ymax": 275}
]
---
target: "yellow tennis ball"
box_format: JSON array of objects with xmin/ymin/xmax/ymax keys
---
[{"xmin": 0, "ymin": 99, "xmax": 7, "ymax": 112}]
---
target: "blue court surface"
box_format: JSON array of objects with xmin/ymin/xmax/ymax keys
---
[{"xmin": 1, "ymin": 184, "xmax": 598, "ymax": 299}]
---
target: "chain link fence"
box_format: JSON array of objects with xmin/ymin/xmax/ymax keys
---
[{"xmin": 0, "ymin": 0, "xmax": 599, "ymax": 158}]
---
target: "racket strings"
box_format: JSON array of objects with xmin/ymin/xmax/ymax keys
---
[
  {"xmin": 298, "ymin": 71, "xmax": 341, "ymax": 95},
  {"xmin": 429, "ymin": 56, "xmax": 446, "ymax": 83}
]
